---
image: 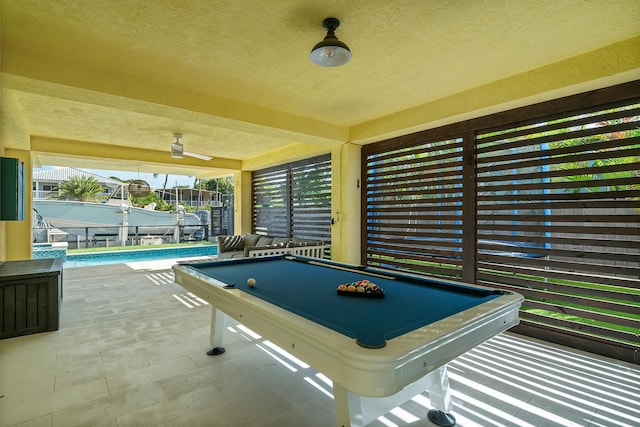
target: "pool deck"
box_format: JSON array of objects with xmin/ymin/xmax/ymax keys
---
[{"xmin": 0, "ymin": 260, "xmax": 638, "ymax": 426}]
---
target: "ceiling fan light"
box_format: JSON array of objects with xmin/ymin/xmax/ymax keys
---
[
  {"xmin": 171, "ymin": 141, "xmax": 183, "ymax": 158},
  {"xmin": 310, "ymin": 18, "xmax": 351, "ymax": 67},
  {"xmin": 170, "ymin": 132, "xmax": 211, "ymax": 160}
]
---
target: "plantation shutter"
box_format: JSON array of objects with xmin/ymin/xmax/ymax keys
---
[
  {"xmin": 291, "ymin": 156, "xmax": 332, "ymax": 242},
  {"xmin": 252, "ymin": 167, "xmax": 289, "ymax": 236},
  {"xmin": 252, "ymin": 154, "xmax": 331, "ymax": 242},
  {"xmin": 362, "ymin": 81, "xmax": 640, "ymax": 364},
  {"xmin": 475, "ymin": 102, "xmax": 640, "ymax": 360},
  {"xmin": 364, "ymin": 137, "xmax": 465, "ymax": 280}
]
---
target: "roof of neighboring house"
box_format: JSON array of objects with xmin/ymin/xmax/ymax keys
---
[{"xmin": 33, "ymin": 167, "xmax": 124, "ymax": 187}]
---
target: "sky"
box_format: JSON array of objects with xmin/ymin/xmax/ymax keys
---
[{"xmin": 34, "ymin": 166, "xmax": 196, "ymax": 188}]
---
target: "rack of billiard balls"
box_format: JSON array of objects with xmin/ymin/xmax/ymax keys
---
[{"xmin": 337, "ymin": 280, "xmax": 385, "ymax": 298}]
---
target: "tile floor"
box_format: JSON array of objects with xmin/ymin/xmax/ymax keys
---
[{"xmin": 1, "ymin": 260, "xmax": 638, "ymax": 427}]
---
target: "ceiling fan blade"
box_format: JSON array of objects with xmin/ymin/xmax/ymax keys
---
[{"xmin": 184, "ymin": 151, "xmax": 212, "ymax": 161}]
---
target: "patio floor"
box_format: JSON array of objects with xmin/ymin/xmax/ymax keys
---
[{"xmin": 1, "ymin": 260, "xmax": 638, "ymax": 427}]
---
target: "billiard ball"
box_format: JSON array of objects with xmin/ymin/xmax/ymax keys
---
[{"xmin": 247, "ymin": 278, "xmax": 256, "ymax": 287}]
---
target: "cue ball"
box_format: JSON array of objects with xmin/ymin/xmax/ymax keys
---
[{"xmin": 247, "ymin": 278, "xmax": 256, "ymax": 287}]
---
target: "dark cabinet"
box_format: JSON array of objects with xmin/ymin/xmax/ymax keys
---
[
  {"xmin": 0, "ymin": 258, "xmax": 63, "ymax": 339},
  {"xmin": 0, "ymin": 157, "xmax": 26, "ymax": 221}
]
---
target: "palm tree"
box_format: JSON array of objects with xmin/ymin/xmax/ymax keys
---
[
  {"xmin": 153, "ymin": 172, "xmax": 170, "ymax": 201},
  {"xmin": 55, "ymin": 176, "xmax": 104, "ymax": 201}
]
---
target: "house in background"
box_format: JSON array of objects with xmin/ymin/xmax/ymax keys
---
[
  {"xmin": 157, "ymin": 187, "xmax": 222, "ymax": 208},
  {"xmin": 32, "ymin": 167, "xmax": 123, "ymax": 201}
]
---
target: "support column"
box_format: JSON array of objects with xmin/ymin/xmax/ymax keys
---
[
  {"xmin": 331, "ymin": 143, "xmax": 361, "ymax": 264},
  {"xmin": 4, "ymin": 149, "xmax": 32, "ymax": 260},
  {"xmin": 233, "ymin": 171, "xmax": 252, "ymax": 235}
]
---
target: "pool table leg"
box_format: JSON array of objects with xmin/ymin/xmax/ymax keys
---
[
  {"xmin": 426, "ymin": 365, "xmax": 455, "ymax": 426},
  {"xmin": 331, "ymin": 366, "xmax": 455, "ymax": 427},
  {"xmin": 332, "ymin": 382, "xmax": 364, "ymax": 427},
  {"xmin": 206, "ymin": 307, "xmax": 226, "ymax": 356}
]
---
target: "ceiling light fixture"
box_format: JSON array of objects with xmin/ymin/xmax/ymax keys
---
[
  {"xmin": 170, "ymin": 133, "xmax": 213, "ymax": 161},
  {"xmin": 310, "ymin": 17, "xmax": 351, "ymax": 67},
  {"xmin": 171, "ymin": 133, "xmax": 184, "ymax": 158}
]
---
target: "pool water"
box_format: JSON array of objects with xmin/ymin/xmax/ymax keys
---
[{"xmin": 63, "ymin": 245, "xmax": 218, "ymax": 268}]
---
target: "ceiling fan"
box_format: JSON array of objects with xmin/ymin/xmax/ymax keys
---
[{"xmin": 171, "ymin": 133, "xmax": 212, "ymax": 161}]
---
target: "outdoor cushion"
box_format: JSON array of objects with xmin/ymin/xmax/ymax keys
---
[
  {"xmin": 218, "ymin": 235, "xmax": 244, "ymax": 252},
  {"xmin": 243, "ymin": 233, "xmax": 261, "ymax": 247},
  {"xmin": 256, "ymin": 236, "xmax": 274, "ymax": 246}
]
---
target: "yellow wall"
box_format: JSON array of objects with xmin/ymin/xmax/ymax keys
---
[
  {"xmin": 351, "ymin": 37, "xmax": 640, "ymax": 144},
  {"xmin": 234, "ymin": 171, "xmax": 253, "ymax": 235},
  {"xmin": 331, "ymin": 144, "xmax": 361, "ymax": 264}
]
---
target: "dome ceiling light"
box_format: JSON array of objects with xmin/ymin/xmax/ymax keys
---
[{"xmin": 309, "ymin": 17, "xmax": 351, "ymax": 67}]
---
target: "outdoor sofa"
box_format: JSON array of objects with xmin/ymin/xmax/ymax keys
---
[{"xmin": 216, "ymin": 233, "xmax": 329, "ymax": 259}]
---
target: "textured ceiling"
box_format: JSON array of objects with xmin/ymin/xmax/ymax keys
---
[{"xmin": 1, "ymin": 0, "xmax": 639, "ymax": 177}]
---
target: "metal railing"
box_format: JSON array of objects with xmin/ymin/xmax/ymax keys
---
[
  {"xmin": 33, "ymin": 190, "xmax": 111, "ymax": 202},
  {"xmin": 33, "ymin": 224, "xmax": 210, "ymax": 249}
]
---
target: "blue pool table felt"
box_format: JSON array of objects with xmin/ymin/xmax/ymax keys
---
[{"xmin": 189, "ymin": 257, "xmax": 502, "ymax": 348}]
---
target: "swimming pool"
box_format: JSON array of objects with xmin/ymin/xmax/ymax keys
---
[{"xmin": 62, "ymin": 245, "xmax": 218, "ymax": 268}]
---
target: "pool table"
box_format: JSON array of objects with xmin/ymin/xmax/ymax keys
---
[{"xmin": 172, "ymin": 255, "xmax": 523, "ymax": 427}]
